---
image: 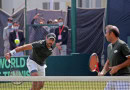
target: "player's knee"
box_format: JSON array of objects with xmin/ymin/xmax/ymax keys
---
[{"xmin": 31, "ymin": 70, "xmax": 38, "ymax": 76}]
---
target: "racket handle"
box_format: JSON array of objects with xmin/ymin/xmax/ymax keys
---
[{"xmin": 8, "ymin": 59, "xmax": 11, "ymax": 63}]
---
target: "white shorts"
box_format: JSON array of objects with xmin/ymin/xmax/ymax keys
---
[
  {"xmin": 27, "ymin": 58, "xmax": 47, "ymax": 76},
  {"xmin": 105, "ymin": 81, "xmax": 130, "ymax": 90}
]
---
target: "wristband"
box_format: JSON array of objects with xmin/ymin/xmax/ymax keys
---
[
  {"xmin": 101, "ymin": 69, "xmax": 107, "ymax": 75},
  {"xmin": 10, "ymin": 49, "xmax": 16, "ymax": 56}
]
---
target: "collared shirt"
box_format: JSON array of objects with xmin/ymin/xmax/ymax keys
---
[
  {"xmin": 30, "ymin": 40, "xmax": 55, "ymax": 66},
  {"xmin": 107, "ymin": 39, "xmax": 130, "ymax": 76}
]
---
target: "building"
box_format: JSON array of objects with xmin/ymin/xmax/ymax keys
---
[
  {"xmin": 78, "ymin": 0, "xmax": 107, "ymax": 8},
  {"xmin": 0, "ymin": 0, "xmax": 106, "ymax": 15}
]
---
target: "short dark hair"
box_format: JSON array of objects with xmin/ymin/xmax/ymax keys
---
[
  {"xmin": 109, "ymin": 29, "xmax": 119, "ymax": 37},
  {"xmin": 106, "ymin": 25, "xmax": 120, "ymax": 37}
]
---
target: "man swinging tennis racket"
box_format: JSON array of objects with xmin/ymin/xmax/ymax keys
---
[{"xmin": 5, "ymin": 33, "xmax": 58, "ymax": 90}]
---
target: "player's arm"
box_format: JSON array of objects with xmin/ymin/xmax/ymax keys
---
[
  {"xmin": 114, "ymin": 43, "xmax": 130, "ymax": 71},
  {"xmin": 5, "ymin": 44, "xmax": 32, "ymax": 60},
  {"xmin": 109, "ymin": 56, "xmax": 130, "ymax": 75},
  {"xmin": 15, "ymin": 44, "xmax": 32, "ymax": 52},
  {"xmin": 117, "ymin": 43, "xmax": 130, "ymax": 69},
  {"xmin": 115, "ymin": 56, "xmax": 130, "ymax": 70},
  {"xmin": 98, "ymin": 59, "xmax": 110, "ymax": 76}
]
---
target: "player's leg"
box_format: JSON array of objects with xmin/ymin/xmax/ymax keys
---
[
  {"xmin": 37, "ymin": 64, "xmax": 47, "ymax": 89},
  {"xmin": 27, "ymin": 58, "xmax": 40, "ymax": 90},
  {"xmin": 31, "ymin": 71, "xmax": 39, "ymax": 90}
]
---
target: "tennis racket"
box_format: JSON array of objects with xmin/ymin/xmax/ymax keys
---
[
  {"xmin": 8, "ymin": 59, "xmax": 22, "ymax": 85},
  {"xmin": 89, "ymin": 53, "xmax": 100, "ymax": 73}
]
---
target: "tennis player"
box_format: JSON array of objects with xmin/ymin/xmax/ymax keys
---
[
  {"xmin": 5, "ymin": 33, "xmax": 56, "ymax": 90},
  {"xmin": 98, "ymin": 25, "xmax": 130, "ymax": 89}
]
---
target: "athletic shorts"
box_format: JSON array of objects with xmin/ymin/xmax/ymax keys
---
[{"xmin": 27, "ymin": 57, "xmax": 47, "ymax": 76}]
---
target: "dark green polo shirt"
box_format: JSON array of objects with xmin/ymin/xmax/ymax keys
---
[
  {"xmin": 107, "ymin": 39, "xmax": 130, "ymax": 76},
  {"xmin": 29, "ymin": 40, "xmax": 55, "ymax": 66}
]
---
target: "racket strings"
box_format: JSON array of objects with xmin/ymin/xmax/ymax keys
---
[{"xmin": 89, "ymin": 55, "xmax": 99, "ymax": 72}]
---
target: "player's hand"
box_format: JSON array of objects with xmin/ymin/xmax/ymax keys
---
[
  {"xmin": 109, "ymin": 66, "xmax": 120, "ymax": 75},
  {"xmin": 5, "ymin": 53, "xmax": 11, "ymax": 60},
  {"xmin": 98, "ymin": 72, "xmax": 104, "ymax": 76}
]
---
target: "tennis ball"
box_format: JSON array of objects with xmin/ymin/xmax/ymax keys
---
[{"xmin": 14, "ymin": 39, "xmax": 20, "ymax": 44}]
